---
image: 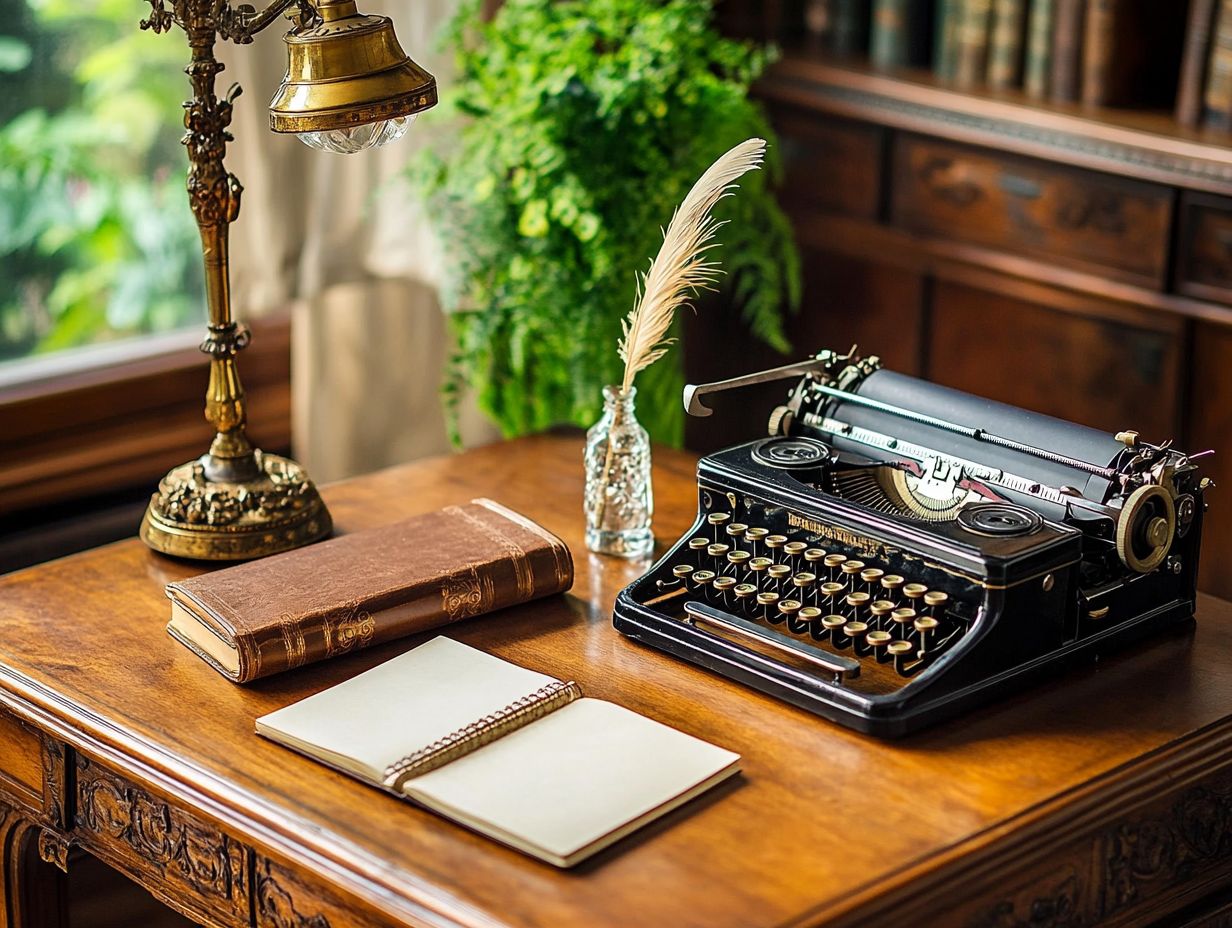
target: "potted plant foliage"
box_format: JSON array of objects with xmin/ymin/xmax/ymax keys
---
[{"xmin": 421, "ymin": 0, "xmax": 801, "ymax": 444}]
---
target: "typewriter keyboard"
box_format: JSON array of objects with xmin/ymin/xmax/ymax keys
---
[{"xmin": 648, "ymin": 512, "xmax": 979, "ymax": 693}]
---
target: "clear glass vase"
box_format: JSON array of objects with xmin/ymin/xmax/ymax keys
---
[{"xmin": 584, "ymin": 385, "xmax": 654, "ymax": 558}]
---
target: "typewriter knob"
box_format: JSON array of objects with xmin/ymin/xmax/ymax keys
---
[
  {"xmin": 768, "ymin": 405, "xmax": 795, "ymax": 436},
  {"xmin": 1116, "ymin": 484, "xmax": 1177, "ymax": 573}
]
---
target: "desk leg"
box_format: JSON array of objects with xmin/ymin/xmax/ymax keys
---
[{"xmin": 0, "ymin": 805, "xmax": 66, "ymax": 928}]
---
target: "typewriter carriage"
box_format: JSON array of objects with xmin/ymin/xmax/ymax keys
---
[{"xmin": 614, "ymin": 348, "xmax": 1210, "ymax": 736}]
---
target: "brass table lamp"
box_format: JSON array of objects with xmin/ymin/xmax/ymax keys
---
[{"xmin": 137, "ymin": 0, "xmax": 436, "ymax": 560}]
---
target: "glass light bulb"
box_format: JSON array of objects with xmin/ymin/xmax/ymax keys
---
[{"xmin": 296, "ymin": 114, "xmax": 416, "ymax": 154}]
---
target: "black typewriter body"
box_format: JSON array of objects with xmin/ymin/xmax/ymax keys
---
[{"xmin": 613, "ymin": 349, "xmax": 1211, "ymax": 737}]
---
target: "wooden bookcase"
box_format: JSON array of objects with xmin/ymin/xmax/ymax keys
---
[{"xmin": 693, "ymin": 9, "xmax": 1232, "ymax": 599}]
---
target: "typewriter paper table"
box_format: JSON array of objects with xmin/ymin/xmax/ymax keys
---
[{"xmin": 0, "ymin": 435, "xmax": 1230, "ymax": 928}]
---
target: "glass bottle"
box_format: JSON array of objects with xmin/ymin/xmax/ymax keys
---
[{"xmin": 584, "ymin": 385, "xmax": 654, "ymax": 558}]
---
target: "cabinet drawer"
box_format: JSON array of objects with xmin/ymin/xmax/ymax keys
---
[
  {"xmin": 0, "ymin": 707, "xmax": 44, "ymax": 814},
  {"xmin": 1177, "ymin": 191, "xmax": 1232, "ymax": 305},
  {"xmin": 927, "ymin": 280, "xmax": 1182, "ymax": 439},
  {"xmin": 891, "ymin": 136, "xmax": 1172, "ymax": 286},
  {"xmin": 773, "ymin": 107, "xmax": 882, "ymax": 220},
  {"xmin": 254, "ymin": 854, "xmax": 402, "ymax": 928}
]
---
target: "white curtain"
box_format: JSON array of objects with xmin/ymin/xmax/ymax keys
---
[{"xmin": 216, "ymin": 0, "xmax": 496, "ymax": 483}]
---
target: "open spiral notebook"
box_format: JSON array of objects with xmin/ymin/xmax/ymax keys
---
[{"xmin": 255, "ymin": 637, "xmax": 741, "ymax": 867}]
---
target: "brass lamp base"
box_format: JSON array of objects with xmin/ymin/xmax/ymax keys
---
[{"xmin": 140, "ymin": 450, "xmax": 332, "ymax": 561}]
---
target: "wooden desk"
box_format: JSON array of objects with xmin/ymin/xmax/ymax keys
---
[{"xmin": 1, "ymin": 434, "xmax": 1231, "ymax": 928}]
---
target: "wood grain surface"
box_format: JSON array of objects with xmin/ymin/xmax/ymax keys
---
[{"xmin": 1, "ymin": 435, "xmax": 1231, "ymax": 927}]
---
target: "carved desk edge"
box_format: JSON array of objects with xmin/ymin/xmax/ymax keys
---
[
  {"xmin": 4, "ymin": 654, "xmax": 1232, "ymax": 928},
  {"xmin": 0, "ymin": 673, "xmax": 486, "ymax": 928},
  {"xmin": 822, "ymin": 719, "xmax": 1232, "ymax": 928}
]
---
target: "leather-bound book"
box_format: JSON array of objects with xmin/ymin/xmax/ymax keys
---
[
  {"xmin": 1206, "ymin": 0, "xmax": 1232, "ymax": 128},
  {"xmin": 1178, "ymin": 0, "xmax": 1218, "ymax": 125},
  {"xmin": 166, "ymin": 499, "xmax": 573, "ymax": 683},
  {"xmin": 935, "ymin": 0, "xmax": 963, "ymax": 79},
  {"xmin": 988, "ymin": 0, "xmax": 1028, "ymax": 88},
  {"xmin": 1049, "ymin": 0, "xmax": 1085, "ymax": 101},
  {"xmin": 1024, "ymin": 0, "xmax": 1056, "ymax": 97},
  {"xmin": 954, "ymin": 0, "xmax": 994, "ymax": 86},
  {"xmin": 1080, "ymin": 0, "xmax": 1116, "ymax": 104}
]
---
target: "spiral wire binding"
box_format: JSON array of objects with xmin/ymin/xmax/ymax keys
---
[{"xmin": 382, "ymin": 680, "xmax": 583, "ymax": 791}]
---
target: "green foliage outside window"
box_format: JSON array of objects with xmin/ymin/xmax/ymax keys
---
[
  {"xmin": 0, "ymin": 0, "xmax": 201, "ymax": 362},
  {"xmin": 419, "ymin": 0, "xmax": 801, "ymax": 445}
]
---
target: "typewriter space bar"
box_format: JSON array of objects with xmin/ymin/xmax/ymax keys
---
[{"xmin": 683, "ymin": 602, "xmax": 860, "ymax": 681}]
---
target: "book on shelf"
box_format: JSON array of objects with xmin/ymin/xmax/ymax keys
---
[
  {"xmin": 256, "ymin": 637, "xmax": 742, "ymax": 867},
  {"xmin": 1178, "ymin": 0, "xmax": 1218, "ymax": 125},
  {"xmin": 1206, "ymin": 0, "xmax": 1232, "ymax": 128},
  {"xmin": 988, "ymin": 0, "xmax": 1028, "ymax": 88},
  {"xmin": 871, "ymin": 0, "xmax": 933, "ymax": 68},
  {"xmin": 1080, "ymin": 0, "xmax": 1187, "ymax": 108},
  {"xmin": 807, "ymin": 0, "xmax": 871, "ymax": 54},
  {"xmin": 954, "ymin": 0, "xmax": 995, "ymax": 86},
  {"xmin": 935, "ymin": 0, "xmax": 962, "ymax": 79},
  {"xmin": 1049, "ymin": 0, "xmax": 1085, "ymax": 102},
  {"xmin": 1024, "ymin": 0, "xmax": 1056, "ymax": 97},
  {"xmin": 166, "ymin": 498, "xmax": 573, "ymax": 683}
]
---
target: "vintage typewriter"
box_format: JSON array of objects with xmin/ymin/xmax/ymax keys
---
[{"xmin": 613, "ymin": 348, "xmax": 1212, "ymax": 736}]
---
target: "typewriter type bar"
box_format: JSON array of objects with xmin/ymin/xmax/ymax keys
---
[{"xmin": 614, "ymin": 348, "xmax": 1209, "ymax": 737}]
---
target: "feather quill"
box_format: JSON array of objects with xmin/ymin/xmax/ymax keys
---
[{"xmin": 617, "ymin": 137, "xmax": 767, "ymax": 394}]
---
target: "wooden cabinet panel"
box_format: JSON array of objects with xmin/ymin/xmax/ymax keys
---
[
  {"xmin": 772, "ymin": 107, "xmax": 882, "ymax": 220},
  {"xmin": 254, "ymin": 855, "xmax": 401, "ymax": 928},
  {"xmin": 927, "ymin": 280, "xmax": 1182, "ymax": 440},
  {"xmin": 1177, "ymin": 191, "xmax": 1232, "ymax": 306},
  {"xmin": 892, "ymin": 136, "xmax": 1173, "ymax": 286},
  {"xmin": 1188, "ymin": 321, "xmax": 1232, "ymax": 601},
  {"xmin": 0, "ymin": 709, "xmax": 43, "ymax": 814}
]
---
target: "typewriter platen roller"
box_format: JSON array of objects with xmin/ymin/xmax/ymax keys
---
[{"xmin": 613, "ymin": 348, "xmax": 1212, "ymax": 736}]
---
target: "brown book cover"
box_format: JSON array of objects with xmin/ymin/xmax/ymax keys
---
[
  {"xmin": 166, "ymin": 499, "xmax": 574, "ymax": 683},
  {"xmin": 1024, "ymin": 0, "xmax": 1055, "ymax": 97},
  {"xmin": 1080, "ymin": 0, "xmax": 1116, "ymax": 104},
  {"xmin": 1206, "ymin": 0, "xmax": 1232, "ymax": 128},
  {"xmin": 1050, "ymin": 0, "xmax": 1086, "ymax": 101},
  {"xmin": 1178, "ymin": 0, "xmax": 1218, "ymax": 125}
]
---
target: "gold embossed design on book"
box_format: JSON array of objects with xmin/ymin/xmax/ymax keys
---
[{"xmin": 382, "ymin": 680, "xmax": 584, "ymax": 791}]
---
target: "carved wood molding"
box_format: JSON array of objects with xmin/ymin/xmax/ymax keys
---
[
  {"xmin": 39, "ymin": 733, "xmax": 69, "ymax": 831},
  {"xmin": 254, "ymin": 857, "xmax": 332, "ymax": 928},
  {"xmin": 73, "ymin": 756, "xmax": 250, "ymax": 926}
]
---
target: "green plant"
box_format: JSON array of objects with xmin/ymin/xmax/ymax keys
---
[{"xmin": 419, "ymin": 0, "xmax": 801, "ymax": 445}]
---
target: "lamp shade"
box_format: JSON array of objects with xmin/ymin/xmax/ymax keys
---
[{"xmin": 269, "ymin": 0, "xmax": 437, "ymax": 135}]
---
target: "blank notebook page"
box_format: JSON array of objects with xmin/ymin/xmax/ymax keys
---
[
  {"xmin": 404, "ymin": 697, "xmax": 741, "ymax": 864},
  {"xmin": 255, "ymin": 637, "xmax": 559, "ymax": 777}
]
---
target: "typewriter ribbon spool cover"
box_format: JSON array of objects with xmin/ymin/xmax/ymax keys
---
[{"xmin": 615, "ymin": 348, "xmax": 1211, "ymax": 737}]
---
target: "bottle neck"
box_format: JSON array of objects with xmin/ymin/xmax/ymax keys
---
[{"xmin": 602, "ymin": 385, "xmax": 637, "ymax": 418}]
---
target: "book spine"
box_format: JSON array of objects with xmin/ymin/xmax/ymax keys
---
[
  {"xmin": 1050, "ymin": 0, "xmax": 1086, "ymax": 102},
  {"xmin": 805, "ymin": 0, "xmax": 835, "ymax": 42},
  {"xmin": 1080, "ymin": 0, "xmax": 1117, "ymax": 105},
  {"xmin": 1207, "ymin": 0, "xmax": 1232, "ymax": 129},
  {"xmin": 1178, "ymin": 0, "xmax": 1218, "ymax": 125},
  {"xmin": 954, "ymin": 0, "xmax": 994, "ymax": 86},
  {"xmin": 988, "ymin": 0, "xmax": 1027, "ymax": 88},
  {"xmin": 936, "ymin": 0, "xmax": 962, "ymax": 79},
  {"xmin": 871, "ymin": 0, "xmax": 911, "ymax": 67},
  {"xmin": 382, "ymin": 680, "xmax": 584, "ymax": 790},
  {"xmin": 832, "ymin": 0, "xmax": 871, "ymax": 54},
  {"xmin": 1024, "ymin": 0, "xmax": 1055, "ymax": 97}
]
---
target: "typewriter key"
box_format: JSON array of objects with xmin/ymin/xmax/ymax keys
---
[
  {"xmin": 748, "ymin": 556, "xmax": 773, "ymax": 584},
  {"xmin": 823, "ymin": 554, "xmax": 847, "ymax": 580},
  {"xmin": 776, "ymin": 599, "xmax": 801, "ymax": 628},
  {"xmin": 792, "ymin": 572, "xmax": 817, "ymax": 607},
  {"xmin": 844, "ymin": 591, "xmax": 870, "ymax": 620},
  {"xmin": 795, "ymin": 605, "xmax": 822, "ymax": 637},
  {"xmin": 756, "ymin": 591, "xmax": 780, "ymax": 623},
  {"xmin": 860, "ymin": 568, "xmax": 884, "ymax": 595},
  {"xmin": 745, "ymin": 526, "xmax": 769, "ymax": 556},
  {"xmin": 725, "ymin": 523, "xmax": 748, "ymax": 544},
  {"xmin": 783, "ymin": 541, "xmax": 808, "ymax": 568},
  {"xmin": 841, "ymin": 560, "xmax": 866, "ymax": 581},
  {"xmin": 869, "ymin": 600, "xmax": 894, "ymax": 630},
  {"xmin": 672, "ymin": 565, "xmax": 695, "ymax": 581},
  {"xmin": 923, "ymin": 590, "xmax": 949, "ymax": 619},
  {"xmin": 733, "ymin": 583, "xmax": 757, "ymax": 610},
  {"xmin": 804, "ymin": 548, "xmax": 826, "ymax": 565},
  {"xmin": 819, "ymin": 581, "xmax": 845, "ymax": 609},
  {"xmin": 765, "ymin": 534, "xmax": 788, "ymax": 552},
  {"xmin": 707, "ymin": 543, "xmax": 730, "ymax": 562},
  {"xmin": 688, "ymin": 537, "xmax": 709, "ymax": 566},
  {"xmin": 867, "ymin": 630, "xmax": 893, "ymax": 662},
  {"xmin": 767, "ymin": 564, "xmax": 792, "ymax": 596},
  {"xmin": 713, "ymin": 575, "xmax": 737, "ymax": 607},
  {"xmin": 692, "ymin": 570, "xmax": 716, "ymax": 597},
  {"xmin": 727, "ymin": 550, "xmax": 751, "ymax": 581},
  {"xmin": 821, "ymin": 614, "xmax": 847, "ymax": 644},
  {"xmin": 903, "ymin": 583, "xmax": 928, "ymax": 603},
  {"xmin": 887, "ymin": 640, "xmax": 919, "ymax": 676},
  {"xmin": 880, "ymin": 574, "xmax": 905, "ymax": 604},
  {"xmin": 844, "ymin": 621, "xmax": 871, "ymax": 657},
  {"xmin": 890, "ymin": 607, "xmax": 916, "ymax": 635},
  {"xmin": 914, "ymin": 615, "xmax": 939, "ymax": 652}
]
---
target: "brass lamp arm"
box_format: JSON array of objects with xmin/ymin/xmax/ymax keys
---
[{"xmin": 141, "ymin": 0, "xmax": 315, "ymax": 43}]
